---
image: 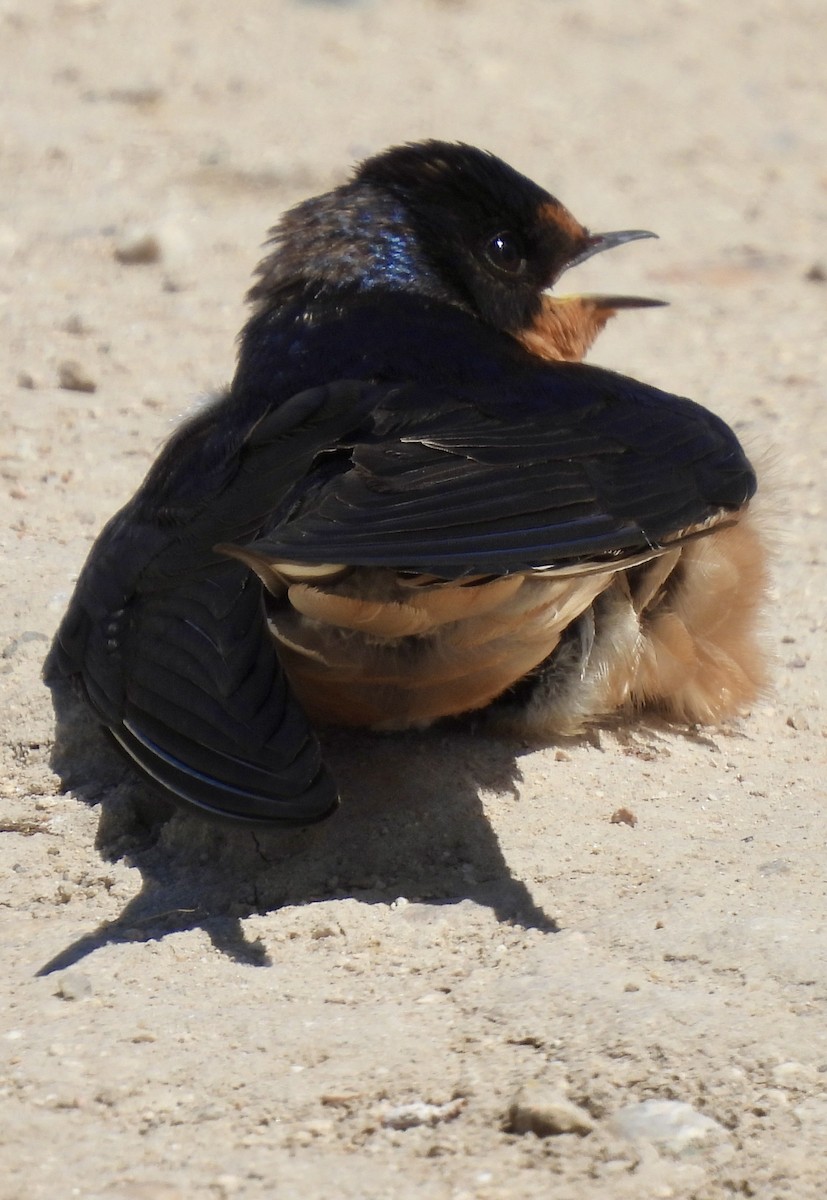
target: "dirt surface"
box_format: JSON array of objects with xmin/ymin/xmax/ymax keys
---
[{"xmin": 2, "ymin": 2, "xmax": 826, "ymax": 1197}]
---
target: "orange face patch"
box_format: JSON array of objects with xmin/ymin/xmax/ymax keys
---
[
  {"xmin": 537, "ymin": 199, "xmax": 589, "ymax": 244},
  {"xmin": 515, "ymin": 295, "xmax": 618, "ymax": 363}
]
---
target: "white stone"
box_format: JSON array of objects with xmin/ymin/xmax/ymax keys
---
[{"xmin": 608, "ymin": 1100, "xmax": 730, "ymax": 1155}]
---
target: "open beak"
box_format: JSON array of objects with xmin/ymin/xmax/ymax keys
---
[
  {"xmin": 548, "ymin": 231, "xmax": 664, "ymax": 309},
  {"xmin": 565, "ymin": 228, "xmax": 658, "ymax": 271},
  {"xmin": 523, "ymin": 232, "xmax": 665, "ymax": 362}
]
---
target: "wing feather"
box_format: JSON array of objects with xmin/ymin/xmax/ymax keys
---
[
  {"xmin": 48, "ymin": 382, "xmax": 380, "ymax": 823},
  {"xmin": 240, "ymin": 364, "xmax": 755, "ymax": 578}
]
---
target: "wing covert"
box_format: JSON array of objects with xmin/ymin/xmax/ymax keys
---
[{"xmin": 234, "ymin": 363, "xmax": 756, "ymax": 578}]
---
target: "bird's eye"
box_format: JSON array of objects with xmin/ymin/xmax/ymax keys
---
[{"xmin": 483, "ymin": 231, "xmax": 526, "ymax": 277}]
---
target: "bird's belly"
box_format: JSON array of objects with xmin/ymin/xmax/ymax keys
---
[
  {"xmin": 263, "ymin": 509, "xmax": 767, "ymax": 734},
  {"xmin": 487, "ymin": 510, "xmax": 769, "ymax": 737},
  {"xmin": 266, "ymin": 570, "xmax": 614, "ymax": 729}
]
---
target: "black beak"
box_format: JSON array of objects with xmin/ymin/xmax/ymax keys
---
[
  {"xmin": 566, "ymin": 229, "xmax": 658, "ymax": 271},
  {"xmin": 580, "ymin": 294, "xmax": 668, "ymax": 310}
]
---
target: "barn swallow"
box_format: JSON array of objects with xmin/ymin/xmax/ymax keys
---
[{"xmin": 46, "ymin": 141, "xmax": 767, "ymax": 824}]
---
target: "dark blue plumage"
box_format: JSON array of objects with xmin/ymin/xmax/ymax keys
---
[
  {"xmin": 233, "ymin": 293, "xmax": 752, "ymax": 577},
  {"xmin": 46, "ymin": 141, "xmax": 759, "ymax": 823}
]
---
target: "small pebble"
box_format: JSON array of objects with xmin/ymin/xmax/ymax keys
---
[
  {"xmin": 115, "ymin": 229, "xmax": 163, "ymax": 265},
  {"xmin": 608, "ymin": 1099, "xmax": 730, "ymax": 1155},
  {"xmin": 786, "ymin": 713, "xmax": 810, "ymax": 731},
  {"xmin": 288, "ymin": 1119, "xmax": 334, "ymax": 1145},
  {"xmin": 58, "ymin": 359, "xmax": 97, "ymax": 393},
  {"xmin": 772, "ymin": 1061, "xmax": 818, "ymax": 1087},
  {"xmin": 610, "ymin": 807, "xmax": 637, "ymax": 827},
  {"xmin": 380, "ymin": 1097, "xmax": 465, "ymax": 1130},
  {"xmin": 54, "ymin": 971, "xmax": 92, "ymax": 1001},
  {"xmin": 507, "ymin": 1082, "xmax": 594, "ymax": 1137},
  {"xmin": 310, "ymin": 923, "xmax": 339, "ymax": 939},
  {"xmin": 17, "ymin": 370, "xmax": 38, "ymax": 389},
  {"xmin": 62, "ymin": 312, "xmax": 91, "ymax": 335}
]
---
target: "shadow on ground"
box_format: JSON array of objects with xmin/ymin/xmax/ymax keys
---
[{"xmin": 40, "ymin": 678, "xmax": 559, "ymax": 975}]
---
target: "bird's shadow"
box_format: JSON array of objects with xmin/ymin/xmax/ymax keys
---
[{"xmin": 40, "ymin": 677, "xmax": 559, "ymax": 976}]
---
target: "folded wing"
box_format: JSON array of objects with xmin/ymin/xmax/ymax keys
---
[
  {"xmin": 48, "ymin": 382, "xmax": 380, "ymax": 823},
  {"xmin": 240, "ymin": 363, "xmax": 756, "ymax": 579}
]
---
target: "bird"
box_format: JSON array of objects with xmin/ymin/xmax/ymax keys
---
[{"xmin": 46, "ymin": 140, "xmax": 767, "ymax": 825}]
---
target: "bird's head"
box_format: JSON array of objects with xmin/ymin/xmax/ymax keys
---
[{"xmin": 249, "ymin": 140, "xmax": 662, "ymax": 358}]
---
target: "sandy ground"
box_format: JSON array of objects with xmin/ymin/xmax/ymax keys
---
[{"xmin": 2, "ymin": 1, "xmax": 826, "ymax": 1197}]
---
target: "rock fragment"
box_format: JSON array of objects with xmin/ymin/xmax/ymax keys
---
[
  {"xmin": 115, "ymin": 229, "xmax": 163, "ymax": 265},
  {"xmin": 58, "ymin": 359, "xmax": 97, "ymax": 393},
  {"xmin": 507, "ymin": 1082, "xmax": 594, "ymax": 1137},
  {"xmin": 54, "ymin": 971, "xmax": 92, "ymax": 1001},
  {"xmin": 380, "ymin": 1097, "xmax": 465, "ymax": 1130},
  {"xmin": 608, "ymin": 1099, "xmax": 731, "ymax": 1155}
]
